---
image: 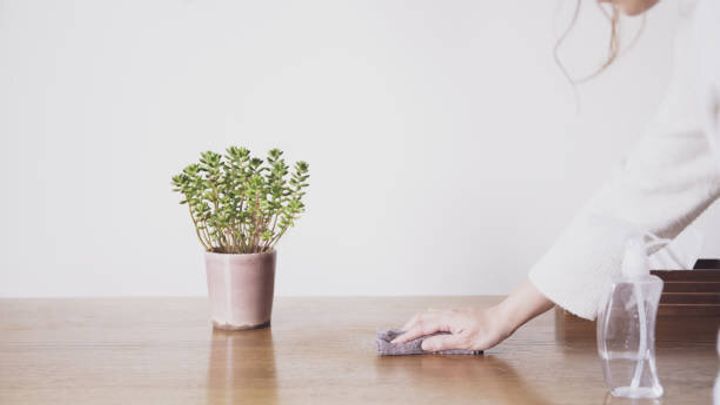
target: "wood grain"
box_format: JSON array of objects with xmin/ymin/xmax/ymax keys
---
[
  {"xmin": 660, "ymin": 293, "xmax": 720, "ymax": 305},
  {"xmin": 652, "ymin": 269, "xmax": 720, "ymax": 282},
  {"xmin": 663, "ymin": 282, "xmax": 720, "ymax": 293},
  {"xmin": 0, "ymin": 297, "xmax": 717, "ymax": 404}
]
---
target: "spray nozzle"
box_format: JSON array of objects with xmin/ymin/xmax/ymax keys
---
[{"xmin": 621, "ymin": 233, "xmax": 672, "ymax": 279}]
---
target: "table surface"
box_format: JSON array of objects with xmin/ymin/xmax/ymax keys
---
[{"xmin": 0, "ymin": 297, "xmax": 718, "ymax": 405}]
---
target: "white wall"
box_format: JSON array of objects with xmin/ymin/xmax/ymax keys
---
[{"xmin": 1, "ymin": 0, "xmax": 717, "ymax": 297}]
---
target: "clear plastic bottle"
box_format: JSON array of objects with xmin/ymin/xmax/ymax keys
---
[{"xmin": 597, "ymin": 236, "xmax": 665, "ymax": 399}]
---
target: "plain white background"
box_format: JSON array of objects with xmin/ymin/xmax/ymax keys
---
[{"xmin": 1, "ymin": 0, "xmax": 718, "ymax": 297}]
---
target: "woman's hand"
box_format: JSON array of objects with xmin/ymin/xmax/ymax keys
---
[
  {"xmin": 391, "ymin": 306, "xmax": 513, "ymax": 352},
  {"xmin": 392, "ymin": 279, "xmax": 555, "ymax": 352}
]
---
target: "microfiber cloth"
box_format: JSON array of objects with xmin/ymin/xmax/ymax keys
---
[{"xmin": 375, "ymin": 329, "xmax": 483, "ymax": 356}]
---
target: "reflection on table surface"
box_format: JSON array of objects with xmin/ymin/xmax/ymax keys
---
[{"xmin": 0, "ymin": 297, "xmax": 717, "ymax": 404}]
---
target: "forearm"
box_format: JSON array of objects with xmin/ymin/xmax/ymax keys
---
[{"xmin": 493, "ymin": 279, "xmax": 555, "ymax": 336}]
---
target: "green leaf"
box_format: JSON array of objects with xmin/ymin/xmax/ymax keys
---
[{"xmin": 171, "ymin": 146, "xmax": 309, "ymax": 252}]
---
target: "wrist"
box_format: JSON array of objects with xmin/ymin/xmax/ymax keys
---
[
  {"xmin": 487, "ymin": 301, "xmax": 521, "ymax": 338},
  {"xmin": 491, "ymin": 279, "xmax": 555, "ymax": 337}
]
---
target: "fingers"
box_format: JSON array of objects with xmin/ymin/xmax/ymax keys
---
[
  {"xmin": 400, "ymin": 308, "xmax": 441, "ymax": 331},
  {"xmin": 401, "ymin": 313, "xmax": 422, "ymax": 332},
  {"xmin": 421, "ymin": 333, "xmax": 468, "ymax": 352},
  {"xmin": 392, "ymin": 312, "xmax": 446, "ymax": 344}
]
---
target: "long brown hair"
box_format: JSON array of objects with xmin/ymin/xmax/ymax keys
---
[{"xmin": 554, "ymin": 0, "xmax": 645, "ymax": 85}]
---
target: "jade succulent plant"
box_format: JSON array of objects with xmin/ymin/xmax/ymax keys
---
[{"xmin": 172, "ymin": 147, "xmax": 309, "ymax": 253}]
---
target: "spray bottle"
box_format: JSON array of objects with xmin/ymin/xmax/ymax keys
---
[{"xmin": 597, "ymin": 233, "xmax": 669, "ymax": 399}]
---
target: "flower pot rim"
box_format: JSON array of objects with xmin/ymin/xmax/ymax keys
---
[{"xmin": 204, "ymin": 249, "xmax": 276, "ymax": 258}]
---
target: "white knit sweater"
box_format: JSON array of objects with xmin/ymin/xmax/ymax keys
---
[{"xmin": 528, "ymin": 0, "xmax": 720, "ymax": 320}]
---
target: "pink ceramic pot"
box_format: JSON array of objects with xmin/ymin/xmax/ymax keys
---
[{"xmin": 204, "ymin": 250, "xmax": 276, "ymax": 330}]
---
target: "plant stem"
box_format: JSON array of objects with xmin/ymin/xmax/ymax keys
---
[
  {"xmin": 188, "ymin": 205, "xmax": 211, "ymax": 251},
  {"xmin": 251, "ymin": 194, "xmax": 261, "ymax": 252},
  {"xmin": 268, "ymin": 222, "xmax": 290, "ymax": 250}
]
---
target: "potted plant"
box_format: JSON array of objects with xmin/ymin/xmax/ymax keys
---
[{"xmin": 172, "ymin": 147, "xmax": 309, "ymax": 330}]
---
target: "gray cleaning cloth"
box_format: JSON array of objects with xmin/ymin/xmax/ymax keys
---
[{"xmin": 375, "ymin": 329, "xmax": 483, "ymax": 356}]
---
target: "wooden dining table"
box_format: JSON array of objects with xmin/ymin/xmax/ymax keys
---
[{"xmin": 0, "ymin": 296, "xmax": 717, "ymax": 404}]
